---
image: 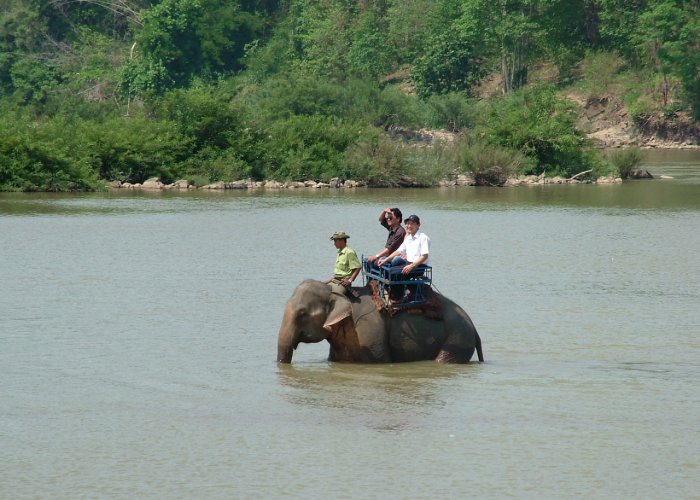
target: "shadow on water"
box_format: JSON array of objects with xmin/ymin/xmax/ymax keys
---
[{"xmin": 275, "ymin": 362, "xmax": 481, "ymax": 431}]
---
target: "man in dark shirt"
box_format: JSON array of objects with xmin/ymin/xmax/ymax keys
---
[{"xmin": 367, "ymin": 207, "xmax": 406, "ymax": 268}]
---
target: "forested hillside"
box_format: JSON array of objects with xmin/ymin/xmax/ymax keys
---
[{"xmin": 1, "ymin": 0, "xmax": 698, "ymax": 191}]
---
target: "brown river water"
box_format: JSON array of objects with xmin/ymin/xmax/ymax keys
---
[{"xmin": 1, "ymin": 150, "xmax": 699, "ymax": 498}]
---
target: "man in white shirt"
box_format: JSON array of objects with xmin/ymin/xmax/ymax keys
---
[
  {"xmin": 377, "ymin": 214, "xmax": 430, "ymax": 272},
  {"xmin": 377, "ymin": 214, "xmax": 430, "ymax": 303}
]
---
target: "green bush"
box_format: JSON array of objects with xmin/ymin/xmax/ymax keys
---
[
  {"xmin": 580, "ymin": 50, "xmax": 625, "ymax": 99},
  {"xmin": 476, "ymin": 84, "xmax": 594, "ymax": 177},
  {"xmin": 619, "ymin": 69, "xmax": 673, "ymax": 119},
  {"xmin": 8, "ymin": 57, "xmax": 59, "ymax": 107},
  {"xmin": 237, "ymin": 73, "xmax": 431, "ymax": 130},
  {"xmin": 412, "ymin": 28, "xmax": 483, "ymax": 98},
  {"xmin": 240, "ymin": 73, "xmax": 362, "ymax": 122},
  {"xmin": 402, "ymin": 142, "xmax": 452, "ymax": 185},
  {"xmin": 346, "ymin": 11, "xmax": 392, "ymax": 79},
  {"xmin": 341, "ymin": 131, "xmax": 449, "ymax": 186},
  {"xmin": 450, "ymin": 137, "xmax": 524, "ymax": 186},
  {"xmin": 426, "ymin": 93, "xmax": 477, "ymax": 131},
  {"xmin": 590, "ymin": 157, "xmax": 618, "ymax": 179},
  {"xmin": 374, "ymin": 85, "xmax": 432, "ymax": 129},
  {"xmin": 341, "ymin": 131, "xmax": 409, "ymax": 185},
  {"xmin": 157, "ymin": 84, "xmax": 244, "ymax": 150},
  {"xmin": 180, "ymin": 146, "xmax": 253, "ymax": 183},
  {"xmin": 0, "ymin": 112, "xmax": 99, "ymax": 191},
  {"xmin": 83, "ymin": 113, "xmax": 190, "ymax": 183},
  {"xmin": 264, "ymin": 114, "xmax": 363, "ymax": 181},
  {"xmin": 608, "ymin": 146, "xmax": 644, "ymax": 178}
]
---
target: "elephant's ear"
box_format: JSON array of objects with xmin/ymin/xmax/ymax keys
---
[{"xmin": 323, "ymin": 292, "xmax": 352, "ymax": 331}]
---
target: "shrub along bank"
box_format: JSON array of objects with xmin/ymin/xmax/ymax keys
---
[
  {"xmin": 4, "ymin": 0, "xmax": 696, "ymax": 192},
  {"xmin": 1, "ymin": 81, "xmax": 632, "ymax": 192}
]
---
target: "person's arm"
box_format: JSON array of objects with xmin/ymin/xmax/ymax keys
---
[
  {"xmin": 378, "ymin": 207, "xmax": 392, "ymax": 223},
  {"xmin": 402, "ymin": 234, "xmax": 429, "ymax": 273},
  {"xmin": 401, "ymin": 254, "xmax": 428, "ymax": 273},
  {"xmin": 368, "ymin": 209, "xmax": 393, "ymax": 262},
  {"xmin": 376, "ymin": 251, "xmax": 393, "ymax": 266},
  {"xmin": 339, "ymin": 252, "xmax": 362, "ymax": 286},
  {"xmin": 378, "ymin": 240, "xmax": 404, "ymax": 266},
  {"xmin": 368, "ymin": 247, "xmax": 389, "ymax": 262},
  {"xmin": 339, "ymin": 267, "xmax": 361, "ymax": 287}
]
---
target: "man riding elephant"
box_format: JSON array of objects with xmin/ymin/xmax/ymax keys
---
[
  {"xmin": 324, "ymin": 231, "xmax": 361, "ymax": 296},
  {"xmin": 377, "ymin": 214, "xmax": 430, "ymax": 303},
  {"xmin": 366, "ymin": 207, "xmax": 406, "ymax": 271}
]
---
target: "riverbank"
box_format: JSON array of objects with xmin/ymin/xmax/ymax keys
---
[
  {"xmin": 109, "ymin": 171, "xmax": 671, "ymax": 191},
  {"xmin": 570, "ymin": 92, "xmax": 700, "ymax": 149}
]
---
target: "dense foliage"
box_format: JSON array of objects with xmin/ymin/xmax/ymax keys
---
[{"xmin": 0, "ymin": 0, "xmax": 697, "ymax": 191}]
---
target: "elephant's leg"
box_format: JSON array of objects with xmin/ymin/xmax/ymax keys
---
[
  {"xmin": 434, "ymin": 297, "xmax": 483, "ymax": 363},
  {"xmin": 435, "ymin": 345, "xmax": 475, "ymax": 363}
]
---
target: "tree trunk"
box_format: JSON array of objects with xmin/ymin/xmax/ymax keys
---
[{"xmin": 583, "ymin": 0, "xmax": 599, "ymax": 46}]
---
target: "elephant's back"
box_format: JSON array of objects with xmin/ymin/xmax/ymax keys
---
[{"xmin": 435, "ymin": 292, "xmax": 475, "ymax": 320}]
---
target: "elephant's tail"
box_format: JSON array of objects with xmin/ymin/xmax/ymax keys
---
[{"xmin": 475, "ymin": 332, "xmax": 484, "ymax": 362}]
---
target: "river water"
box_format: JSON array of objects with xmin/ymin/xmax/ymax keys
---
[{"xmin": 1, "ymin": 151, "xmax": 699, "ymax": 498}]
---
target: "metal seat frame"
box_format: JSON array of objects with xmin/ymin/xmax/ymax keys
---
[{"xmin": 361, "ymin": 256, "xmax": 432, "ymax": 308}]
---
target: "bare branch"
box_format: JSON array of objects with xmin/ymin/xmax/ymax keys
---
[{"xmin": 568, "ymin": 169, "xmax": 593, "ymax": 181}]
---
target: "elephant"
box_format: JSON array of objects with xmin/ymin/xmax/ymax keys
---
[{"xmin": 277, "ymin": 279, "xmax": 484, "ymax": 364}]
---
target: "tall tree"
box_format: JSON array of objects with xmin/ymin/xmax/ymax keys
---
[
  {"xmin": 450, "ymin": 0, "xmax": 537, "ymax": 94},
  {"xmin": 596, "ymin": 0, "xmax": 650, "ymax": 59},
  {"xmin": 286, "ymin": 0, "xmax": 353, "ymax": 77},
  {"xmin": 385, "ymin": 0, "xmax": 436, "ymax": 63},
  {"xmin": 123, "ymin": 0, "xmax": 265, "ymax": 96},
  {"xmin": 635, "ymin": 0, "xmax": 700, "ymax": 117}
]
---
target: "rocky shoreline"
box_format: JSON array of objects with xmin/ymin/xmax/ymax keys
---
[{"xmin": 108, "ymin": 169, "xmax": 674, "ymax": 191}]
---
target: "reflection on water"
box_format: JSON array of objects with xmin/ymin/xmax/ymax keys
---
[
  {"xmin": 277, "ymin": 362, "xmax": 474, "ymax": 426},
  {"xmin": 274, "ymin": 361, "xmax": 488, "ymax": 438},
  {"xmin": 1, "ymin": 181, "xmax": 698, "ymax": 219},
  {"xmin": 641, "ymin": 148, "xmax": 700, "ymax": 182}
]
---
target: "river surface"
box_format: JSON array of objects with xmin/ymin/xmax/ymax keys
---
[{"xmin": 2, "ymin": 151, "xmax": 699, "ymax": 498}]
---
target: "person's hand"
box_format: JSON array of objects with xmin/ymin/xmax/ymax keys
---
[
  {"xmin": 377, "ymin": 257, "xmax": 386, "ymax": 266},
  {"xmin": 401, "ymin": 263, "xmax": 414, "ymax": 274},
  {"xmin": 368, "ymin": 255, "xmax": 377, "ymax": 262}
]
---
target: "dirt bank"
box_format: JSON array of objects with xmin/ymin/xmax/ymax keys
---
[{"xmin": 570, "ymin": 92, "xmax": 700, "ymax": 149}]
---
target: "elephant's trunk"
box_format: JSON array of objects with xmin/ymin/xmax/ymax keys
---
[
  {"xmin": 277, "ymin": 305, "xmax": 297, "ymax": 363},
  {"xmin": 277, "ymin": 344, "xmax": 294, "ymax": 363}
]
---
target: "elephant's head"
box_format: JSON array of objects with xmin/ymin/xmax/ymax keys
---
[{"xmin": 277, "ymin": 280, "xmax": 352, "ymax": 363}]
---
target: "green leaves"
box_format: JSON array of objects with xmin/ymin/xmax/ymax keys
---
[
  {"xmin": 412, "ymin": 28, "xmax": 484, "ymax": 97},
  {"xmin": 0, "ymin": 0, "xmax": 698, "ymax": 192},
  {"xmin": 124, "ymin": 0, "xmax": 266, "ymax": 96},
  {"xmin": 84, "ymin": 113, "xmax": 189, "ymax": 183},
  {"xmin": 635, "ymin": 0, "xmax": 700, "ymax": 118},
  {"xmin": 0, "ymin": 110, "xmax": 100, "ymax": 191},
  {"xmin": 477, "ymin": 84, "xmax": 591, "ymax": 176},
  {"xmin": 264, "ymin": 114, "xmax": 362, "ymax": 181}
]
